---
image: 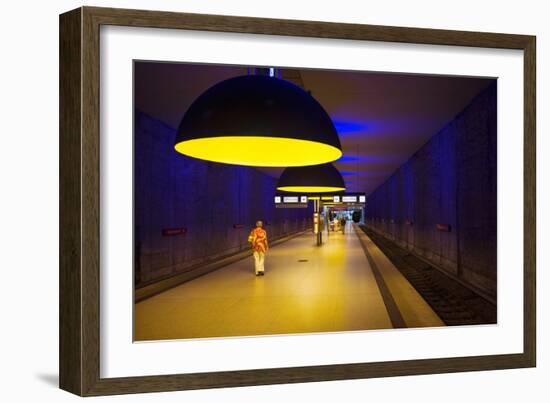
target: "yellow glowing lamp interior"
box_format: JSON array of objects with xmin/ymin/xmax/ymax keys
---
[
  {"xmin": 174, "ymin": 136, "xmax": 342, "ymax": 167},
  {"xmin": 277, "ymin": 186, "xmax": 346, "ymax": 193}
]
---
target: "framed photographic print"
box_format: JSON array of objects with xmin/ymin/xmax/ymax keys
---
[{"xmin": 59, "ymin": 6, "xmax": 536, "ymax": 396}]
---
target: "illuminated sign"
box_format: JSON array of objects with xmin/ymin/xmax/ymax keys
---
[
  {"xmin": 283, "ymin": 196, "xmax": 299, "ymax": 203},
  {"xmin": 274, "ymin": 194, "xmax": 308, "ymax": 208},
  {"xmin": 276, "ymin": 193, "xmax": 365, "ymax": 207}
]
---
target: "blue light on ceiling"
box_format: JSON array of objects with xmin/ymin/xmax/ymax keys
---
[
  {"xmin": 332, "ymin": 120, "xmax": 369, "ymax": 134},
  {"xmin": 338, "ymin": 154, "xmax": 404, "ymax": 164},
  {"xmin": 339, "ymin": 171, "xmax": 356, "ymax": 177},
  {"xmin": 337, "ymin": 155, "xmax": 362, "ymax": 163},
  {"xmin": 332, "ymin": 116, "xmax": 431, "ymax": 139}
]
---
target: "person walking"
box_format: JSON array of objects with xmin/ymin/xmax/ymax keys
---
[
  {"xmin": 249, "ymin": 220, "xmax": 268, "ymax": 276},
  {"xmin": 340, "ymin": 216, "xmax": 346, "ymax": 234}
]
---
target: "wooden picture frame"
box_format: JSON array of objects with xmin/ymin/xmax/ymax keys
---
[{"xmin": 59, "ymin": 6, "xmax": 536, "ymax": 396}]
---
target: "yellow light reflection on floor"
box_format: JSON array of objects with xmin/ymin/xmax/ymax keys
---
[
  {"xmin": 277, "ymin": 186, "xmax": 345, "ymax": 193},
  {"xmin": 134, "ymin": 225, "xmax": 444, "ymax": 341},
  {"xmin": 175, "ymin": 136, "xmax": 342, "ymax": 167},
  {"xmin": 134, "ymin": 226, "xmax": 392, "ymax": 340}
]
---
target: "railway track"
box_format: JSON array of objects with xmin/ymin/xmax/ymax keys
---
[{"xmin": 359, "ymin": 225, "xmax": 496, "ymax": 326}]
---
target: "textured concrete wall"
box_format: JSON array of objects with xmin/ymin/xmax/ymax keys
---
[
  {"xmin": 364, "ymin": 83, "xmax": 497, "ymax": 298},
  {"xmin": 135, "ymin": 111, "xmax": 313, "ymax": 287}
]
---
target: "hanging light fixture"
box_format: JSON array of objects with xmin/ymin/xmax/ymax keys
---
[
  {"xmin": 175, "ymin": 75, "xmax": 342, "ymax": 167},
  {"xmin": 276, "ymin": 163, "xmax": 346, "ymax": 193}
]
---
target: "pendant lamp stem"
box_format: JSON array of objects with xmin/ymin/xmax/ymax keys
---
[{"xmin": 314, "ymin": 199, "xmax": 323, "ymax": 246}]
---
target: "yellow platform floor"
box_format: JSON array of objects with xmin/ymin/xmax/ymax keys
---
[{"xmin": 135, "ymin": 224, "xmax": 443, "ymax": 341}]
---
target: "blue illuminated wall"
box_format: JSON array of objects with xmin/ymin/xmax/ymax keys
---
[
  {"xmin": 364, "ymin": 82, "xmax": 497, "ymax": 298},
  {"xmin": 134, "ymin": 110, "xmax": 312, "ymax": 287}
]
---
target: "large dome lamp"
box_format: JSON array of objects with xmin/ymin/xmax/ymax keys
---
[
  {"xmin": 175, "ymin": 75, "xmax": 342, "ymax": 167},
  {"xmin": 276, "ymin": 163, "xmax": 345, "ymax": 246},
  {"xmin": 276, "ymin": 163, "xmax": 346, "ymax": 193}
]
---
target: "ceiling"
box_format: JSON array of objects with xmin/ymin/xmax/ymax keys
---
[{"xmin": 135, "ymin": 62, "xmax": 493, "ymax": 195}]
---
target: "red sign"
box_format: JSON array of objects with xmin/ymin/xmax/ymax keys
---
[
  {"xmin": 162, "ymin": 227, "xmax": 187, "ymax": 236},
  {"xmin": 436, "ymin": 224, "xmax": 451, "ymax": 232}
]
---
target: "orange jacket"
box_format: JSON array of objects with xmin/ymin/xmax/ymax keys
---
[{"xmin": 251, "ymin": 227, "xmax": 268, "ymax": 253}]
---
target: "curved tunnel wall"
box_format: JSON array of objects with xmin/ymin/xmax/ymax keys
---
[
  {"xmin": 134, "ymin": 110, "xmax": 313, "ymax": 288},
  {"xmin": 364, "ymin": 82, "xmax": 497, "ymax": 299}
]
